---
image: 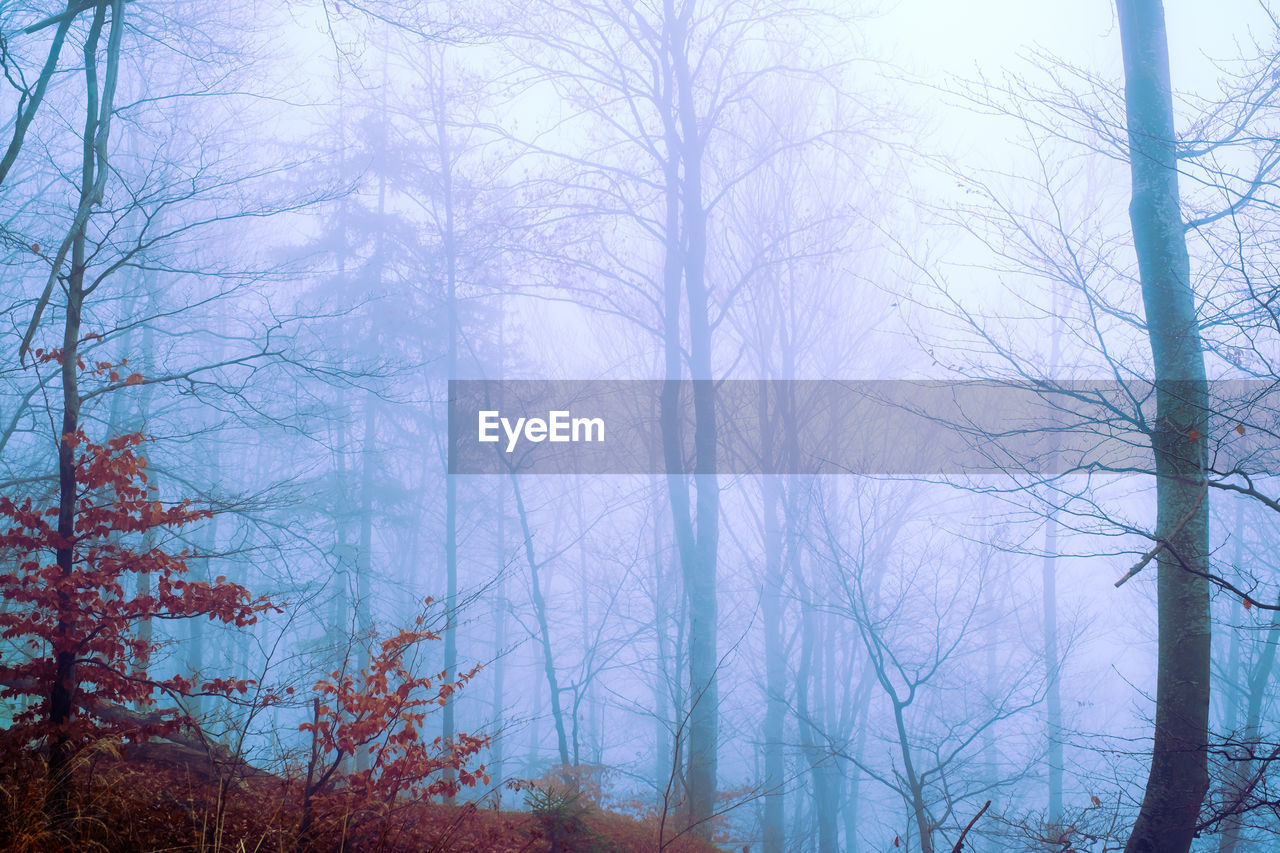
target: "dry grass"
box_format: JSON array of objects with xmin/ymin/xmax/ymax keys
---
[{"xmin": 0, "ymin": 747, "xmax": 720, "ymax": 853}]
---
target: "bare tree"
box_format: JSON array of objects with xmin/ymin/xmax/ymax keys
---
[
  {"xmin": 1115, "ymin": 4, "xmax": 1213, "ymax": 848},
  {"xmin": 813, "ymin": 484, "xmax": 1046, "ymax": 853},
  {"xmin": 504, "ymin": 1, "xmax": 857, "ymax": 833},
  {"xmin": 0, "ymin": 2, "xmax": 114, "ymax": 190}
]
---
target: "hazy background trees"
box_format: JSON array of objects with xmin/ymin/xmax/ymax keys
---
[{"xmin": 3, "ymin": 1, "xmax": 1280, "ymax": 851}]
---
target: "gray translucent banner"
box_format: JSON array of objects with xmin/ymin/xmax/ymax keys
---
[{"xmin": 447, "ymin": 379, "xmax": 1280, "ymax": 476}]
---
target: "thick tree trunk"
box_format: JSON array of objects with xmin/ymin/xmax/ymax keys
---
[
  {"xmin": 814, "ymin": 759, "xmax": 840, "ymax": 853},
  {"xmin": 1117, "ymin": 3, "xmax": 1212, "ymax": 851}
]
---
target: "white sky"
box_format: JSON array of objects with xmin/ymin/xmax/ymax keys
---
[
  {"xmin": 866, "ymin": 0, "xmax": 1275, "ymax": 167},
  {"xmin": 876, "ymin": 0, "xmax": 1269, "ymax": 89}
]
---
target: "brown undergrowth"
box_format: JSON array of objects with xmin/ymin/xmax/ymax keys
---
[{"xmin": 0, "ymin": 746, "xmax": 720, "ymax": 853}]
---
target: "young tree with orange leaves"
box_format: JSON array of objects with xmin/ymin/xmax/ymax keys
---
[
  {"xmin": 295, "ymin": 614, "xmax": 490, "ymax": 846},
  {"xmin": 0, "ymin": 397, "xmax": 275, "ymax": 817}
]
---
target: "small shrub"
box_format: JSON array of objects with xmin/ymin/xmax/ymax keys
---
[{"xmin": 526, "ymin": 785, "xmax": 611, "ymax": 853}]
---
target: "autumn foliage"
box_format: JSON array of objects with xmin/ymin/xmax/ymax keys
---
[
  {"xmin": 0, "ymin": 749, "xmax": 722, "ymax": 853},
  {"xmin": 0, "ymin": 429, "xmax": 274, "ymax": 745},
  {"xmin": 295, "ymin": 615, "xmax": 491, "ymax": 844},
  {"xmin": 0, "ymin": 371, "xmax": 708, "ymax": 852}
]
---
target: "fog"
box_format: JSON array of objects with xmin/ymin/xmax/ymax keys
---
[{"xmin": 2, "ymin": 2, "xmax": 1279, "ymax": 852}]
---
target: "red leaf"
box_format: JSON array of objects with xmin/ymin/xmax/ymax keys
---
[{"xmin": 0, "ymin": 418, "xmax": 275, "ymax": 745}]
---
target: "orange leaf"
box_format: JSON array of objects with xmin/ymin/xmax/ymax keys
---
[
  {"xmin": 1237, "ymin": 424, "xmax": 1246, "ymax": 435},
  {"xmin": 1244, "ymin": 598, "xmax": 1253, "ymax": 610}
]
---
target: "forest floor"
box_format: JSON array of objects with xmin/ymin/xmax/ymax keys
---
[{"xmin": 0, "ymin": 747, "xmax": 720, "ymax": 853}]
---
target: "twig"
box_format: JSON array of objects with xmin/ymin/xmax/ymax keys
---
[
  {"xmin": 951, "ymin": 800, "xmax": 991, "ymax": 853},
  {"xmin": 1114, "ymin": 480, "xmax": 1207, "ymax": 588}
]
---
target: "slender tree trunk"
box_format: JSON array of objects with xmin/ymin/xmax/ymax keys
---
[
  {"xmin": 188, "ymin": 390, "xmax": 217, "ymax": 722},
  {"xmin": 893, "ymin": 699, "xmax": 934, "ymax": 853},
  {"xmin": 46, "ymin": 2, "xmax": 121, "ymax": 818},
  {"xmin": 1219, "ymin": 501, "xmax": 1246, "ymax": 744},
  {"xmin": 511, "ymin": 475, "xmax": 571, "ymax": 767},
  {"xmin": 652, "ymin": 496, "xmax": 676, "ymax": 802},
  {"xmin": 842, "ymin": 661, "xmax": 874, "ymax": 853},
  {"xmin": 48, "ymin": 247, "xmax": 84, "ymax": 821},
  {"xmin": 119, "ymin": 312, "xmax": 157, "ymax": 712},
  {"xmin": 658, "ymin": 3, "xmax": 720, "ymax": 835},
  {"xmin": 1118, "ymin": 3, "xmax": 1212, "ymax": 850},
  {"xmin": 1042, "ymin": 516, "xmax": 1063, "ymax": 824},
  {"xmin": 1214, "ymin": 503, "xmax": 1245, "ymax": 853},
  {"xmin": 762, "ymin": 472, "xmax": 787, "ymax": 853},
  {"xmin": 1043, "ymin": 265, "xmax": 1067, "ymax": 828},
  {"xmin": 434, "ymin": 46, "xmax": 462, "ymax": 802},
  {"xmin": 813, "ymin": 633, "xmax": 839, "ymax": 853},
  {"xmin": 490, "ymin": 473, "xmax": 508, "ymax": 806},
  {"xmin": 572, "ymin": 489, "xmax": 592, "ymax": 768},
  {"xmin": 795, "ymin": 567, "xmax": 839, "ymax": 853},
  {"xmin": 355, "ymin": 398, "xmax": 377, "ymax": 772},
  {"xmin": 358, "ymin": 49, "xmax": 389, "ymax": 737},
  {"xmin": 527, "ymin": 643, "xmax": 544, "ymax": 772},
  {"xmin": 1218, "ymin": 595, "xmax": 1280, "ymax": 853},
  {"xmin": 982, "ymin": 604, "xmax": 999, "ymax": 840}
]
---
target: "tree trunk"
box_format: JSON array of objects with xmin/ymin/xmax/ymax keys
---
[
  {"xmin": 891, "ymin": 696, "xmax": 934, "ymax": 853},
  {"xmin": 1042, "ymin": 515, "xmax": 1063, "ymax": 825},
  {"xmin": 48, "ymin": 244, "xmax": 84, "ymax": 821},
  {"xmin": 489, "ymin": 473, "xmax": 508, "ymax": 807},
  {"xmin": 355, "ymin": 397, "xmax": 377, "ymax": 772},
  {"xmin": 762, "ymin": 472, "xmax": 787, "ymax": 853},
  {"xmin": 46, "ymin": 1, "xmax": 122, "ymax": 818},
  {"xmin": 842, "ymin": 661, "xmax": 874, "ymax": 853},
  {"xmin": 434, "ymin": 44, "xmax": 462, "ymax": 802},
  {"xmin": 658, "ymin": 3, "xmax": 720, "ymax": 835},
  {"xmin": 511, "ymin": 475, "xmax": 571, "ymax": 768},
  {"xmin": 1217, "ymin": 595, "xmax": 1280, "ymax": 853},
  {"xmin": 1117, "ymin": 3, "xmax": 1212, "ymax": 851}
]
